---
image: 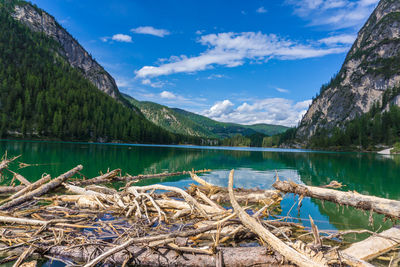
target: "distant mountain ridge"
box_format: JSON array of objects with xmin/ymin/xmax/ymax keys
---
[
  {"xmin": 297, "ymin": 0, "xmax": 400, "ymax": 140},
  {"xmin": 123, "ymin": 94, "xmax": 289, "ymax": 139}
]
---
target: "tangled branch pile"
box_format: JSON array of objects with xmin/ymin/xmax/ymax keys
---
[{"xmin": 0, "ymin": 154, "xmax": 398, "ymax": 266}]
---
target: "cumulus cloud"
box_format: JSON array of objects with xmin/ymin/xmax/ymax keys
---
[
  {"xmin": 286, "ymin": 0, "xmax": 379, "ymax": 29},
  {"xmin": 160, "ymin": 91, "xmax": 177, "ymax": 99},
  {"xmin": 256, "ymin": 6, "xmax": 267, "ymax": 13},
  {"xmin": 135, "ymin": 31, "xmax": 349, "ymax": 78},
  {"xmin": 131, "ymin": 26, "xmax": 170, "ymax": 37},
  {"xmin": 111, "ymin": 34, "xmax": 132, "ymax": 43},
  {"xmin": 204, "ymin": 100, "xmax": 235, "ymax": 118},
  {"xmin": 202, "ymin": 98, "xmax": 312, "ymax": 126}
]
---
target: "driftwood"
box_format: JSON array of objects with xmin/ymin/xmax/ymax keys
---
[
  {"xmin": 0, "ymin": 175, "xmax": 51, "ymax": 205},
  {"xmin": 273, "ymin": 179, "xmax": 400, "ymax": 218},
  {"xmin": 0, "ymin": 186, "xmax": 25, "ymax": 195},
  {"xmin": 50, "ymin": 245, "xmax": 293, "ymax": 267},
  {"xmin": 7, "ymin": 170, "xmax": 31, "ymax": 186},
  {"xmin": 342, "ymin": 226, "xmax": 400, "ymax": 261},
  {"xmin": 118, "ymin": 169, "xmax": 212, "ymax": 182},
  {"xmin": 0, "ymin": 155, "xmax": 20, "ymax": 172},
  {"xmin": 0, "ymin": 165, "xmax": 83, "ymax": 210},
  {"xmin": 228, "ymin": 170, "xmax": 325, "ymax": 267},
  {"xmin": 1, "ymin": 158, "xmax": 397, "ymax": 267},
  {"xmin": 190, "ymin": 171, "xmax": 282, "ymax": 205},
  {"xmin": 73, "ymin": 169, "xmax": 120, "ymax": 186},
  {"xmin": 84, "ymin": 222, "xmax": 237, "ymax": 267}
]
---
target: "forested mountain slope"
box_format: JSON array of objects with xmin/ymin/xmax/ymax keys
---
[
  {"xmin": 123, "ymin": 94, "xmax": 288, "ymax": 139},
  {"xmin": 0, "ymin": 0, "xmax": 203, "ymax": 144}
]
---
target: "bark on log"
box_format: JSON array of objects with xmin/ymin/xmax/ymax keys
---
[
  {"xmin": 0, "ymin": 175, "xmax": 51, "ymax": 205},
  {"xmin": 73, "ymin": 169, "xmax": 120, "ymax": 186},
  {"xmin": 210, "ymin": 189, "xmax": 281, "ymax": 205},
  {"xmin": 83, "ymin": 222, "xmax": 239, "ymax": 267},
  {"xmin": 228, "ymin": 170, "xmax": 324, "ymax": 267},
  {"xmin": 48, "ymin": 245, "xmax": 293, "ymax": 267},
  {"xmin": 7, "ymin": 170, "xmax": 31, "ymax": 186},
  {"xmin": 0, "ymin": 186, "xmax": 25, "ymax": 195},
  {"xmin": 273, "ymin": 179, "xmax": 400, "ymax": 218},
  {"xmin": 0, "ymin": 165, "xmax": 83, "ymax": 210}
]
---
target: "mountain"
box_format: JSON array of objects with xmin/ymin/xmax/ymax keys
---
[
  {"xmin": 12, "ymin": 1, "xmax": 120, "ymax": 99},
  {"xmin": 0, "ymin": 0, "xmax": 207, "ymax": 145},
  {"xmin": 297, "ymin": 0, "xmax": 400, "ymax": 141},
  {"xmin": 123, "ymin": 94, "xmax": 289, "ymax": 139}
]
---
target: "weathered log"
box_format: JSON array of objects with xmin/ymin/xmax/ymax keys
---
[
  {"xmin": 0, "ymin": 215, "xmax": 47, "ymax": 226},
  {"xmin": 7, "ymin": 170, "xmax": 31, "ymax": 186},
  {"xmin": 49, "ymin": 244, "xmax": 293, "ymax": 267},
  {"xmin": 342, "ymin": 226, "xmax": 400, "ymax": 261},
  {"xmin": 154, "ymin": 199, "xmax": 223, "ymax": 214},
  {"xmin": 128, "ymin": 184, "xmax": 209, "ymax": 217},
  {"xmin": 73, "ymin": 169, "xmax": 120, "ymax": 186},
  {"xmin": 0, "ymin": 165, "xmax": 83, "ymax": 210},
  {"xmin": 118, "ymin": 169, "xmax": 211, "ymax": 182},
  {"xmin": 83, "ymin": 222, "xmax": 239, "ymax": 267},
  {"xmin": 273, "ymin": 179, "xmax": 400, "ymax": 218},
  {"xmin": 228, "ymin": 170, "xmax": 324, "ymax": 267},
  {"xmin": 210, "ymin": 189, "xmax": 281, "ymax": 205},
  {"xmin": 0, "ymin": 175, "xmax": 51, "ymax": 205},
  {"xmin": 0, "ymin": 186, "xmax": 25, "ymax": 195},
  {"xmin": 189, "ymin": 171, "xmax": 282, "ymax": 204}
]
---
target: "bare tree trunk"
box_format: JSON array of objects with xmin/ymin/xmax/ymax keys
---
[
  {"xmin": 273, "ymin": 179, "xmax": 400, "ymax": 218},
  {"xmin": 228, "ymin": 170, "xmax": 325, "ymax": 267},
  {"xmin": 0, "ymin": 165, "xmax": 82, "ymax": 210}
]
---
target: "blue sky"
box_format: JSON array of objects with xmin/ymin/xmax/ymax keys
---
[{"xmin": 30, "ymin": 0, "xmax": 379, "ymax": 126}]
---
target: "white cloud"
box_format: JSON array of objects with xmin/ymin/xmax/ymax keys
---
[
  {"xmin": 112, "ymin": 34, "xmax": 132, "ymax": 43},
  {"xmin": 202, "ymin": 98, "xmax": 312, "ymax": 126},
  {"xmin": 131, "ymin": 26, "xmax": 170, "ymax": 37},
  {"xmin": 141, "ymin": 79, "xmax": 165, "ymax": 88},
  {"xmin": 206, "ymin": 74, "xmax": 225, "ymax": 80},
  {"xmin": 319, "ymin": 34, "xmax": 357, "ymax": 45},
  {"xmin": 287, "ymin": 0, "xmax": 379, "ymax": 29},
  {"xmin": 196, "ymin": 30, "xmax": 205, "ymax": 35},
  {"xmin": 160, "ymin": 91, "xmax": 177, "ymax": 99},
  {"xmin": 204, "ymin": 100, "xmax": 235, "ymax": 118},
  {"xmin": 276, "ymin": 87, "xmax": 289, "ymax": 93},
  {"xmin": 135, "ymin": 31, "xmax": 349, "ymax": 78},
  {"xmin": 256, "ymin": 6, "xmax": 267, "ymax": 13}
]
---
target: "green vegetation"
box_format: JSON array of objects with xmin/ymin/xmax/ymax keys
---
[
  {"xmin": 221, "ymin": 133, "xmax": 266, "ymax": 147},
  {"xmin": 391, "ymin": 142, "xmax": 400, "ymax": 154},
  {"xmin": 124, "ymin": 94, "xmax": 288, "ymax": 139},
  {"xmin": 0, "ymin": 2, "xmax": 209, "ymax": 145},
  {"xmin": 309, "ymin": 103, "xmax": 400, "ymax": 150},
  {"xmin": 262, "ymin": 128, "xmax": 297, "ymax": 147}
]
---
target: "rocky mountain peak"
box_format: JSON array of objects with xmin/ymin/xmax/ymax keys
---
[
  {"xmin": 12, "ymin": 3, "xmax": 120, "ymax": 99},
  {"xmin": 297, "ymin": 0, "xmax": 400, "ymax": 140}
]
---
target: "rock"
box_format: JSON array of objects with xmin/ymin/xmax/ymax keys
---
[{"xmin": 297, "ymin": 0, "xmax": 400, "ymax": 140}]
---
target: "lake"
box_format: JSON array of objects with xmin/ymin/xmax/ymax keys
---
[{"xmin": 1, "ymin": 139, "xmax": 399, "ymax": 234}]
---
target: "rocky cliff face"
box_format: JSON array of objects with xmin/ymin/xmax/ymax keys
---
[
  {"xmin": 12, "ymin": 3, "xmax": 120, "ymax": 99},
  {"xmin": 297, "ymin": 0, "xmax": 400, "ymax": 140}
]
